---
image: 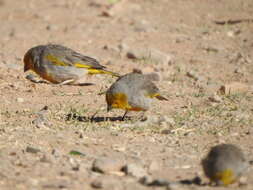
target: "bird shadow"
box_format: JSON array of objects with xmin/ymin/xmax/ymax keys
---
[
  {"xmin": 140, "ymin": 176, "xmax": 205, "ymax": 187},
  {"xmin": 25, "ymin": 74, "xmax": 95, "ymax": 86},
  {"xmin": 27, "ymin": 79, "xmax": 94, "ymax": 86},
  {"xmin": 66, "ymin": 113, "xmax": 133, "ymax": 123},
  {"xmin": 178, "ymin": 176, "xmax": 203, "ymax": 186},
  {"xmin": 70, "ymin": 83, "xmax": 95, "ymax": 86}
]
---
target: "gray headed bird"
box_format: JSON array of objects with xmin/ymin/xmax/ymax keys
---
[
  {"xmin": 24, "ymin": 44, "xmax": 119, "ymax": 84},
  {"xmin": 106, "ymin": 70, "xmax": 168, "ymax": 120},
  {"xmin": 202, "ymin": 144, "xmax": 249, "ymax": 186}
]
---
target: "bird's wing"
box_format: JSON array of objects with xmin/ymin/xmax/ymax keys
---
[{"xmin": 43, "ymin": 45, "xmax": 105, "ymax": 69}]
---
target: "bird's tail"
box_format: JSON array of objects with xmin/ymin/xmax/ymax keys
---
[{"xmin": 88, "ymin": 68, "xmax": 120, "ymax": 77}]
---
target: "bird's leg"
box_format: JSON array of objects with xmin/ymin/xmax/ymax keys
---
[
  {"xmin": 90, "ymin": 110, "xmax": 99, "ymax": 122},
  {"xmin": 139, "ymin": 111, "xmax": 147, "ymax": 121},
  {"xmin": 121, "ymin": 110, "xmax": 128, "ymax": 121},
  {"xmin": 59, "ymin": 79, "xmax": 75, "ymax": 85}
]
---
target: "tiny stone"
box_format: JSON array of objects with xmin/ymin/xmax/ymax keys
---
[
  {"xmin": 208, "ymin": 93, "xmax": 222, "ymax": 103},
  {"xmin": 168, "ymin": 182, "xmax": 182, "ymax": 190},
  {"xmin": 91, "ymin": 180, "xmax": 102, "ymax": 188},
  {"xmin": 126, "ymin": 51, "xmax": 137, "ymax": 59},
  {"xmin": 45, "ymin": 24, "xmax": 58, "ymax": 31},
  {"xmin": 149, "ymin": 48, "xmax": 173, "ymax": 66},
  {"xmin": 160, "ymin": 116, "xmax": 175, "ymax": 125},
  {"xmin": 26, "ymin": 146, "xmax": 40, "ymax": 154},
  {"xmin": 186, "ymin": 71, "xmax": 199, "ymax": 81},
  {"xmin": 161, "ymin": 129, "xmax": 172, "ymax": 134},
  {"xmin": 92, "ymin": 157, "xmax": 125, "ymax": 174},
  {"xmin": 101, "ymin": 10, "xmax": 112, "ymax": 17},
  {"xmin": 141, "ymin": 67, "xmax": 155, "ymax": 74},
  {"xmin": 227, "ymin": 31, "xmax": 235, "ymax": 37},
  {"xmin": 219, "ymin": 82, "xmax": 249, "ymax": 95},
  {"xmin": 17, "ymin": 98, "xmax": 24, "ymax": 103},
  {"xmin": 126, "ymin": 47, "xmax": 173, "ymax": 66},
  {"xmin": 91, "ymin": 176, "xmax": 123, "ymax": 190},
  {"xmin": 112, "ymin": 144, "xmax": 126, "ymax": 152},
  {"xmin": 139, "ymin": 176, "xmax": 154, "ymax": 185},
  {"xmin": 149, "ymin": 160, "xmax": 160, "ymax": 172},
  {"xmin": 239, "ymin": 176, "xmax": 248, "ymax": 185},
  {"xmin": 118, "ymin": 43, "xmax": 129, "ymax": 52},
  {"xmin": 69, "ymin": 158, "xmax": 80, "ymax": 171},
  {"xmin": 123, "ymin": 163, "xmax": 147, "ymax": 178}
]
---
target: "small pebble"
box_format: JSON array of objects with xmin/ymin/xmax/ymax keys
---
[
  {"xmin": 17, "ymin": 98, "xmax": 24, "ymax": 103},
  {"xmin": 26, "ymin": 146, "xmax": 40, "ymax": 154},
  {"xmin": 123, "ymin": 163, "xmax": 147, "ymax": 178}
]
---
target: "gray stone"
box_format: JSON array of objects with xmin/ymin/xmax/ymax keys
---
[
  {"xmin": 91, "ymin": 176, "xmax": 123, "ymax": 190},
  {"xmin": 219, "ymin": 82, "xmax": 250, "ymax": 95},
  {"xmin": 17, "ymin": 97, "xmax": 24, "ymax": 103},
  {"xmin": 26, "ymin": 146, "xmax": 40, "ymax": 154},
  {"xmin": 92, "ymin": 157, "xmax": 125, "ymax": 174},
  {"xmin": 208, "ymin": 93, "xmax": 222, "ymax": 103},
  {"xmin": 148, "ymin": 160, "xmax": 160, "ymax": 172},
  {"xmin": 32, "ymin": 106, "xmax": 51, "ymax": 128},
  {"xmin": 126, "ymin": 47, "xmax": 173, "ymax": 66},
  {"xmin": 186, "ymin": 71, "xmax": 199, "ymax": 81},
  {"xmin": 124, "ymin": 163, "xmax": 147, "ymax": 178}
]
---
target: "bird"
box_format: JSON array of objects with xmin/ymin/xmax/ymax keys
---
[
  {"xmin": 106, "ymin": 69, "xmax": 168, "ymax": 120},
  {"xmin": 201, "ymin": 144, "xmax": 249, "ymax": 186},
  {"xmin": 23, "ymin": 44, "xmax": 119, "ymax": 85}
]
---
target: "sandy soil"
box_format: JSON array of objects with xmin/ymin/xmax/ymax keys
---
[{"xmin": 0, "ymin": 0, "xmax": 253, "ymax": 189}]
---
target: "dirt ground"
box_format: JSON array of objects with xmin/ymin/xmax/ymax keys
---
[{"xmin": 0, "ymin": 0, "xmax": 253, "ymax": 189}]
